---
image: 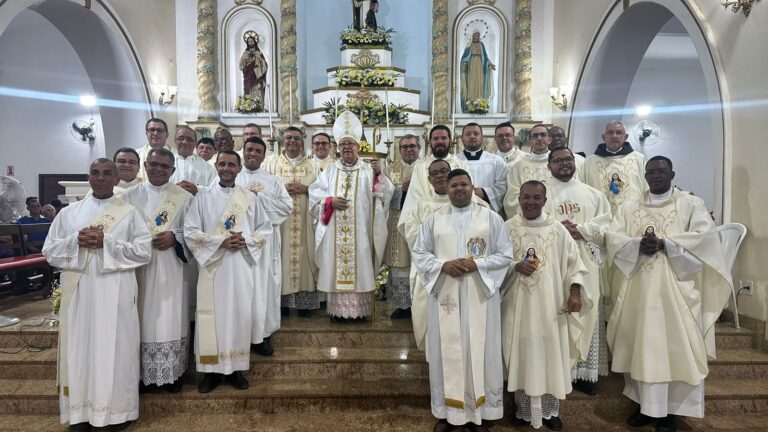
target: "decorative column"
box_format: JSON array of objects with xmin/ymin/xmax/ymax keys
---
[
  {"xmin": 431, "ymin": 0, "xmax": 449, "ymax": 123},
  {"xmin": 279, "ymin": 0, "xmax": 298, "ymax": 122},
  {"xmin": 196, "ymin": 0, "xmax": 219, "ymax": 120},
  {"xmin": 512, "ymin": 0, "xmax": 532, "ymax": 120}
]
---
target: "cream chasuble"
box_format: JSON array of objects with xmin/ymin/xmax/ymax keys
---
[
  {"xmin": 502, "ymin": 153, "xmax": 551, "ymax": 218},
  {"xmin": 42, "ymin": 195, "xmax": 151, "ymax": 427},
  {"xmin": 584, "ymin": 151, "xmax": 647, "ymax": 215},
  {"xmin": 605, "ymin": 189, "xmax": 732, "ymax": 418},
  {"xmin": 496, "ymin": 148, "xmax": 526, "ymax": 168},
  {"xmin": 309, "ymin": 159, "xmax": 394, "ymax": 295},
  {"xmin": 265, "ymin": 154, "xmax": 319, "ymax": 297},
  {"xmin": 383, "ymin": 159, "xmax": 415, "ymax": 269},
  {"xmin": 458, "ymin": 151, "xmax": 509, "ymax": 212},
  {"xmin": 183, "ymin": 185, "xmax": 272, "ymax": 374},
  {"xmin": 543, "ymin": 177, "xmax": 611, "ymax": 363},
  {"xmin": 122, "ymin": 182, "xmax": 193, "ymax": 386},
  {"xmin": 573, "ymin": 152, "xmax": 586, "ymax": 182},
  {"xmin": 235, "ymin": 168, "xmax": 293, "ymax": 343},
  {"xmin": 501, "ymin": 213, "xmax": 592, "ymax": 401},
  {"xmin": 412, "ymin": 202, "xmax": 512, "ymax": 426},
  {"xmin": 401, "ymin": 154, "xmax": 466, "ymax": 221},
  {"xmin": 312, "ymin": 156, "xmax": 335, "ymax": 173}
]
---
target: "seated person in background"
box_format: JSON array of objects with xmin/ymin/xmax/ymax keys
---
[
  {"xmin": 16, "ymin": 197, "xmax": 51, "ymax": 253},
  {"xmin": 41, "ymin": 204, "xmax": 57, "ymax": 220}
]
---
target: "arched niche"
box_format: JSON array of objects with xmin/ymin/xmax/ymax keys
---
[
  {"xmin": 451, "ymin": 4, "xmax": 508, "ymax": 115},
  {"xmin": 569, "ymin": 1, "xmax": 726, "ymax": 220},
  {"xmin": 220, "ymin": 5, "xmax": 278, "ymax": 114}
]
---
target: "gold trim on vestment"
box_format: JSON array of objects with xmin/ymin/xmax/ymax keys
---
[{"xmin": 334, "ymin": 166, "xmax": 360, "ymax": 291}]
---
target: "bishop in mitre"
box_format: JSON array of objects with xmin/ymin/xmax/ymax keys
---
[
  {"xmin": 605, "ymin": 156, "xmax": 732, "ymax": 432},
  {"xmin": 309, "ymin": 111, "xmax": 394, "ymax": 320},
  {"xmin": 502, "ymin": 180, "xmax": 591, "ymax": 431},
  {"xmin": 544, "ymin": 146, "xmax": 612, "ymax": 396},
  {"xmin": 184, "ymin": 150, "xmax": 272, "ymax": 393},
  {"xmin": 43, "ymin": 159, "xmax": 152, "ymax": 431},
  {"xmin": 236, "ymin": 136, "xmax": 293, "ymax": 356},
  {"xmin": 121, "ymin": 148, "xmax": 193, "ymax": 393},
  {"xmin": 502, "ymin": 125, "xmax": 552, "ymax": 218},
  {"xmin": 411, "ymin": 169, "xmax": 513, "ymax": 432}
]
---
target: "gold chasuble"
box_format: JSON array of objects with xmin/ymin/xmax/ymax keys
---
[
  {"xmin": 605, "ymin": 189, "xmax": 732, "ymax": 385},
  {"xmin": 383, "ymin": 160, "xmax": 414, "ymax": 268}
]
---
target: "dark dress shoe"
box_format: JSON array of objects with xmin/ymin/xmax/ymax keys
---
[
  {"xmin": 252, "ymin": 337, "xmax": 274, "ymax": 356},
  {"xmin": 330, "ymin": 315, "xmax": 347, "ymax": 323},
  {"xmin": 390, "ymin": 308, "xmax": 412, "ymax": 319},
  {"xmin": 225, "ymin": 371, "xmax": 249, "ymax": 390},
  {"xmin": 510, "ymin": 416, "xmax": 529, "ymax": 426},
  {"xmin": 69, "ymin": 423, "xmax": 91, "ymax": 432},
  {"xmin": 572, "ymin": 379, "xmax": 598, "ymax": 396},
  {"xmin": 655, "ymin": 415, "xmax": 677, "ymax": 432},
  {"xmin": 298, "ymin": 308, "xmax": 313, "ymax": 318},
  {"xmin": 432, "ymin": 419, "xmax": 454, "ymax": 432},
  {"xmin": 627, "ymin": 408, "xmax": 655, "ymax": 427},
  {"xmin": 466, "ymin": 421, "xmax": 490, "ymax": 432},
  {"xmin": 109, "ymin": 421, "xmax": 132, "ymax": 431},
  {"xmin": 280, "ymin": 307, "xmax": 290, "ymax": 317},
  {"xmin": 165, "ymin": 379, "xmax": 183, "ymax": 393},
  {"xmin": 542, "ymin": 416, "xmax": 563, "ymax": 431},
  {"xmin": 198, "ymin": 373, "xmax": 221, "ymax": 393}
]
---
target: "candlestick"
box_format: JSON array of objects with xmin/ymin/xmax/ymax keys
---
[
  {"xmin": 430, "ymin": 82, "xmax": 435, "ymax": 130},
  {"xmin": 289, "ymin": 75, "xmax": 294, "ymax": 124},
  {"xmin": 384, "ymin": 90, "xmax": 391, "ymax": 143},
  {"xmin": 267, "ymin": 84, "xmax": 273, "ymax": 136},
  {"xmin": 335, "ymin": 86, "xmax": 340, "ymax": 118}
]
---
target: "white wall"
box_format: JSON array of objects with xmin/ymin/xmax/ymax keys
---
[{"xmin": 0, "ymin": 9, "xmax": 104, "ymax": 197}]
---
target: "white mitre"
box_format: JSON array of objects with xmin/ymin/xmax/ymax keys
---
[{"xmin": 333, "ymin": 110, "xmax": 363, "ymax": 143}]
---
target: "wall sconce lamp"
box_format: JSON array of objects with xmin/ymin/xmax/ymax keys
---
[
  {"xmin": 550, "ymin": 85, "xmax": 571, "ymax": 111},
  {"xmin": 158, "ymin": 85, "xmax": 178, "ymax": 110},
  {"xmin": 721, "ymin": 0, "xmax": 755, "ymax": 16}
]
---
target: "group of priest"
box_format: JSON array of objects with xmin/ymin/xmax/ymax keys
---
[{"xmin": 41, "ymin": 115, "xmax": 731, "ymax": 432}]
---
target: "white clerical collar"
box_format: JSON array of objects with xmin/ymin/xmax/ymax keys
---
[
  {"xmin": 605, "ymin": 147, "xmax": 622, "ymax": 155},
  {"xmin": 451, "ymin": 204, "xmax": 472, "ymax": 213},
  {"xmin": 649, "ymin": 189, "xmax": 673, "ymax": 204},
  {"xmin": 465, "ymin": 149, "xmax": 482, "ymax": 157},
  {"xmin": 523, "ymin": 212, "xmax": 546, "ymax": 223},
  {"xmin": 287, "ymin": 155, "xmax": 302, "ymax": 165},
  {"xmin": 548, "ymin": 176, "xmax": 575, "ymax": 186},
  {"xmin": 528, "ymin": 152, "xmax": 549, "ymax": 161},
  {"xmin": 497, "ymin": 148, "xmax": 516, "ymax": 158},
  {"xmin": 245, "ymin": 167, "xmax": 262, "ymax": 175},
  {"xmin": 147, "ymin": 182, "xmax": 167, "ymax": 192}
]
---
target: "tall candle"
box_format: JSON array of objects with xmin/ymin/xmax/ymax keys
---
[
  {"xmin": 267, "ymin": 84, "xmax": 273, "ymax": 137},
  {"xmin": 385, "ymin": 90, "xmax": 391, "ymax": 142},
  {"xmin": 335, "ymin": 86, "xmax": 340, "ymax": 118},
  {"xmin": 430, "ymin": 82, "xmax": 435, "ymax": 130},
  {"xmin": 289, "ymin": 76, "xmax": 294, "ymax": 124}
]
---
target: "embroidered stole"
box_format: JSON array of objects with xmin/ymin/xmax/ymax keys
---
[
  {"xmin": 147, "ymin": 184, "xmax": 189, "ymax": 235},
  {"xmin": 433, "ymin": 204, "xmax": 490, "ymax": 410},
  {"xmin": 58, "ymin": 199, "xmax": 134, "ymax": 396},
  {"xmin": 197, "ymin": 186, "xmax": 252, "ymax": 364},
  {"xmin": 333, "ymin": 166, "xmax": 360, "ymax": 291}
]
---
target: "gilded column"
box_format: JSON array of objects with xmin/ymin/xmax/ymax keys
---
[
  {"xmin": 513, "ymin": 0, "xmax": 532, "ymax": 120},
  {"xmin": 196, "ymin": 0, "xmax": 218, "ymax": 120},
  {"xmin": 279, "ymin": 0, "xmax": 298, "ymax": 122},
  {"xmin": 431, "ymin": 0, "xmax": 449, "ymax": 123}
]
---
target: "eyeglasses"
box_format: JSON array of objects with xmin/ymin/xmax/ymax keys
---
[
  {"xmin": 284, "ymin": 135, "xmax": 302, "ymax": 142},
  {"xmin": 313, "ymin": 141, "xmax": 330, "ymax": 147},
  {"xmin": 146, "ymin": 161, "xmax": 173, "ymax": 170},
  {"xmin": 146, "ymin": 128, "xmax": 167, "ymax": 134},
  {"xmin": 175, "ymin": 136, "xmax": 196, "ymax": 143},
  {"xmin": 338, "ymin": 142, "xmax": 357, "ymax": 148},
  {"xmin": 401, "ymin": 144, "xmax": 419, "ymax": 150},
  {"xmin": 530, "ymin": 132, "xmax": 548, "ymax": 139},
  {"xmin": 115, "ymin": 159, "xmax": 139, "ymax": 166},
  {"xmin": 550, "ymin": 157, "xmax": 574, "ymax": 164},
  {"xmin": 428, "ymin": 168, "xmax": 451, "ymax": 176}
]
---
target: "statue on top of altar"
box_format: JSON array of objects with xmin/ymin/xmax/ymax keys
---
[
  {"xmin": 352, "ymin": 0, "xmax": 380, "ymax": 31},
  {"xmin": 239, "ymin": 30, "xmax": 268, "ymax": 105}
]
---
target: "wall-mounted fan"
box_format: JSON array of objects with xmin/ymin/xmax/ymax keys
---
[
  {"xmin": 0, "ymin": 175, "xmax": 26, "ymax": 223},
  {"xmin": 630, "ymin": 120, "xmax": 662, "ymax": 154}
]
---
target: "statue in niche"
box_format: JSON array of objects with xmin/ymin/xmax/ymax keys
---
[
  {"xmin": 239, "ymin": 31, "xmax": 268, "ymax": 106},
  {"xmin": 352, "ymin": 0, "xmax": 379, "ymax": 30},
  {"xmin": 460, "ymin": 31, "xmax": 496, "ymax": 113},
  {"xmin": 365, "ymin": 0, "xmax": 379, "ymax": 29}
]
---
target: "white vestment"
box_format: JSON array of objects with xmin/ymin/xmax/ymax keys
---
[
  {"xmin": 184, "ymin": 184, "xmax": 272, "ymax": 374},
  {"xmin": 312, "ymin": 156, "xmax": 335, "ymax": 173},
  {"xmin": 309, "ymin": 159, "xmax": 394, "ymax": 317},
  {"xmin": 496, "ymin": 148, "xmax": 526, "ymax": 168},
  {"xmin": 412, "ymin": 202, "xmax": 513, "ymax": 426},
  {"xmin": 605, "ymin": 189, "xmax": 732, "ymax": 418},
  {"xmin": 544, "ymin": 177, "xmax": 612, "ymax": 381},
  {"xmin": 458, "ymin": 150, "xmax": 509, "ymax": 212},
  {"xmin": 401, "ymin": 154, "xmax": 466, "ymax": 220},
  {"xmin": 501, "ymin": 213, "xmax": 592, "ymax": 428},
  {"xmin": 121, "ymin": 182, "xmax": 193, "ymax": 386},
  {"xmin": 137, "ymin": 144, "xmax": 175, "ymax": 180},
  {"xmin": 584, "ymin": 151, "xmax": 647, "ymax": 215},
  {"xmin": 42, "ymin": 195, "xmax": 152, "ymax": 427},
  {"xmin": 502, "ymin": 152, "xmax": 551, "ymax": 218},
  {"xmin": 235, "ymin": 168, "xmax": 293, "ymax": 342},
  {"xmin": 170, "ymin": 153, "xmax": 217, "ymax": 186}
]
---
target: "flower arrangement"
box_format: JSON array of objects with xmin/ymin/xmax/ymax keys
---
[
  {"xmin": 359, "ymin": 140, "xmax": 373, "ymax": 153},
  {"xmin": 235, "ymin": 95, "xmax": 263, "ymax": 114},
  {"xmin": 335, "ymin": 69, "xmax": 398, "ymax": 88},
  {"xmin": 466, "ymin": 98, "xmax": 490, "ymax": 114},
  {"xmin": 323, "ymin": 97, "xmax": 408, "ymax": 125},
  {"xmin": 375, "ymin": 265, "xmax": 389, "ymax": 300},
  {"xmin": 340, "ymin": 27, "xmax": 394, "ymax": 47},
  {"xmin": 50, "ymin": 280, "xmax": 61, "ymax": 326}
]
